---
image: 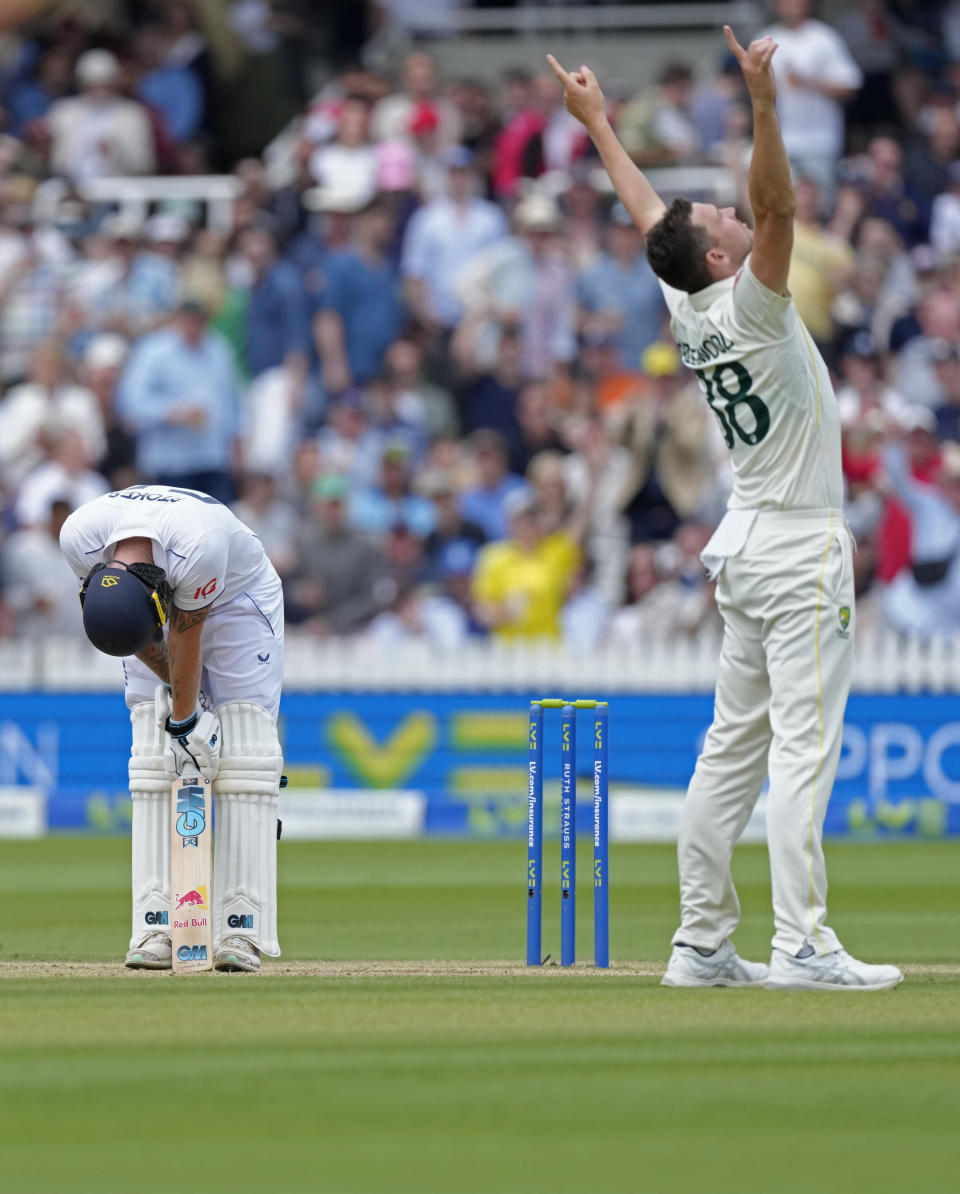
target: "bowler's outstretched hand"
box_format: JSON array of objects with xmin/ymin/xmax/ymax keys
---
[{"xmin": 546, "ymin": 54, "xmax": 606, "ymax": 131}]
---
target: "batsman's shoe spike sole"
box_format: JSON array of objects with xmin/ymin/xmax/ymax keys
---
[{"xmin": 124, "ymin": 931, "xmax": 173, "ymax": 970}]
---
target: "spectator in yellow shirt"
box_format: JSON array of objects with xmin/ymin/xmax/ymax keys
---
[
  {"xmin": 472, "ymin": 490, "xmax": 580, "ymax": 639},
  {"xmin": 788, "ymin": 176, "xmax": 854, "ymax": 345}
]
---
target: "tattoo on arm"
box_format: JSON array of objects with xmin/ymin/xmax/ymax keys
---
[
  {"xmin": 169, "ymin": 604, "xmax": 211, "ymax": 633},
  {"xmin": 167, "ymin": 604, "xmax": 209, "ymax": 720},
  {"xmin": 135, "ymin": 640, "xmax": 170, "ymax": 684}
]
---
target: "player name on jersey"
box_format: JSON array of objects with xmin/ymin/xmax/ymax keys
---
[{"xmin": 676, "ymin": 331, "xmax": 736, "ymax": 368}]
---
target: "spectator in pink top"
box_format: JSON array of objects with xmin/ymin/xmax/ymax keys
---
[{"xmin": 491, "ymin": 70, "xmax": 546, "ymax": 199}]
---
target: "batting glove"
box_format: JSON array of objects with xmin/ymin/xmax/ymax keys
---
[{"xmin": 155, "ymin": 685, "xmax": 222, "ymax": 780}]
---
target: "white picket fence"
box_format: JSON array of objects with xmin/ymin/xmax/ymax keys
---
[{"xmin": 2, "ymin": 628, "xmax": 960, "ymax": 694}]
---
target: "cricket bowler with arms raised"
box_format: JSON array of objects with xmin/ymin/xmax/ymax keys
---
[
  {"xmin": 60, "ymin": 484, "xmax": 284, "ymax": 972},
  {"xmin": 549, "ymin": 28, "xmax": 902, "ymax": 990}
]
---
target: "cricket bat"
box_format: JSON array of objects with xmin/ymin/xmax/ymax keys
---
[{"xmin": 170, "ymin": 774, "xmax": 213, "ymax": 974}]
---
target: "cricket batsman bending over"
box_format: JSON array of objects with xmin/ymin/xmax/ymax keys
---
[
  {"xmin": 61, "ymin": 485, "xmax": 284, "ymax": 972},
  {"xmin": 550, "ymin": 29, "xmax": 902, "ymax": 990}
]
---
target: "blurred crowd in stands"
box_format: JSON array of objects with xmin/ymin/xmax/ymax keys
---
[{"xmin": 2, "ymin": 0, "xmax": 960, "ymax": 648}]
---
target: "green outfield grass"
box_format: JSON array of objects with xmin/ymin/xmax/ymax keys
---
[{"xmin": 0, "ymin": 838, "xmax": 957, "ymax": 1194}]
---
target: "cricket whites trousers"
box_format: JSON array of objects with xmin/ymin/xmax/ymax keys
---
[{"xmin": 674, "ymin": 509, "xmax": 855, "ymax": 956}]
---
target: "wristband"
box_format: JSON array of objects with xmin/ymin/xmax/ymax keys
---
[{"xmin": 165, "ymin": 712, "xmax": 199, "ymax": 738}]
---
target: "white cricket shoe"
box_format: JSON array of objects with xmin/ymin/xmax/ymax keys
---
[
  {"xmin": 661, "ymin": 939, "xmax": 769, "ymax": 988},
  {"xmin": 766, "ymin": 947, "xmax": 903, "ymax": 991},
  {"xmin": 124, "ymin": 931, "xmax": 172, "ymax": 970},
  {"xmin": 214, "ymin": 935, "xmax": 261, "ymax": 973}
]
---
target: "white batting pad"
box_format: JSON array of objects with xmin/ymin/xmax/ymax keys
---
[
  {"xmin": 212, "ymin": 702, "xmax": 283, "ymax": 956},
  {"xmin": 129, "ymin": 702, "xmax": 171, "ymax": 948}
]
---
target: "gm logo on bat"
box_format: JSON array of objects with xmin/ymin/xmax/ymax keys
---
[
  {"xmin": 177, "ymin": 945, "xmax": 208, "ymax": 962},
  {"xmin": 176, "ymin": 784, "xmax": 207, "ymax": 847}
]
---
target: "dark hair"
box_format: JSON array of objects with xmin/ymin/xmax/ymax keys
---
[
  {"xmin": 645, "ymin": 197, "xmax": 714, "ymax": 293},
  {"xmin": 659, "ymin": 62, "xmax": 693, "ymax": 88},
  {"xmin": 469, "ymin": 428, "xmax": 509, "ymax": 459}
]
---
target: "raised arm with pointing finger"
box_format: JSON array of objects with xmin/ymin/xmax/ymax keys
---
[
  {"xmin": 546, "ymin": 54, "xmax": 666, "ymax": 238},
  {"xmin": 722, "ymin": 25, "xmax": 796, "ymax": 296},
  {"xmin": 548, "ymin": 29, "xmax": 795, "ymax": 298}
]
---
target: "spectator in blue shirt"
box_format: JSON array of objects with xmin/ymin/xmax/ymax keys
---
[
  {"xmin": 401, "ymin": 148, "xmax": 508, "ymax": 332},
  {"xmin": 8, "ymin": 46, "xmax": 73, "ymax": 136},
  {"xmin": 115, "ymin": 300, "xmax": 240, "ymax": 504},
  {"xmin": 238, "ymin": 224, "xmax": 311, "ymax": 380},
  {"xmin": 577, "ymin": 203, "xmax": 666, "ymax": 371},
  {"xmin": 350, "ymin": 439, "xmax": 436, "ymax": 539},
  {"xmin": 315, "ymin": 197, "xmax": 403, "ymax": 394},
  {"xmin": 459, "ymin": 429, "xmax": 526, "ymax": 541},
  {"xmin": 933, "ymin": 341, "xmax": 960, "ymax": 443},
  {"xmin": 286, "ymin": 210, "xmax": 328, "ymax": 322},
  {"xmin": 135, "ymin": 25, "xmax": 204, "ymax": 144}
]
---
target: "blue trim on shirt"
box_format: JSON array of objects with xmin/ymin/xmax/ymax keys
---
[{"xmin": 243, "ymin": 592, "xmax": 276, "ymax": 637}]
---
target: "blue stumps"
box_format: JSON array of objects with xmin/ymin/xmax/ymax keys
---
[
  {"xmin": 560, "ymin": 703, "xmax": 577, "ymax": 966},
  {"xmin": 593, "ymin": 703, "xmax": 609, "ymax": 968},
  {"xmin": 527, "ymin": 698, "xmax": 609, "ymax": 969},
  {"xmin": 526, "ymin": 702, "xmax": 544, "ymax": 966}
]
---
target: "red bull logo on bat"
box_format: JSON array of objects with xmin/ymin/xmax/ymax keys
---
[{"xmin": 175, "ymin": 885, "xmax": 207, "ymax": 911}]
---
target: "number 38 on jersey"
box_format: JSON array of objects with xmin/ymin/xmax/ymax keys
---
[{"xmin": 694, "ymin": 361, "xmax": 770, "ymax": 449}]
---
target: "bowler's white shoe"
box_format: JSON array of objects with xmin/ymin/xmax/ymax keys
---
[
  {"xmin": 124, "ymin": 931, "xmax": 172, "ymax": 970},
  {"xmin": 661, "ymin": 939, "xmax": 769, "ymax": 988},
  {"xmin": 214, "ymin": 935, "xmax": 261, "ymax": 973},
  {"xmin": 766, "ymin": 947, "xmax": 903, "ymax": 991}
]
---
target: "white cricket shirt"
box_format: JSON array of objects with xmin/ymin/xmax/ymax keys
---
[
  {"xmin": 661, "ymin": 257, "xmax": 843, "ymax": 514},
  {"xmin": 60, "ymin": 484, "xmax": 275, "ymax": 612}
]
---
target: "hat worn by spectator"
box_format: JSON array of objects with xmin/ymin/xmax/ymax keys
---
[
  {"xmin": 333, "ymin": 387, "xmax": 365, "ymax": 411},
  {"xmin": 313, "ymin": 474, "xmax": 349, "ymax": 501},
  {"xmin": 100, "ymin": 212, "xmax": 143, "ymax": 242},
  {"xmin": 382, "ymin": 438, "xmax": 411, "ymax": 464},
  {"xmin": 145, "ymin": 214, "xmax": 190, "ymax": 244},
  {"xmin": 504, "ymin": 487, "xmax": 539, "ymax": 520},
  {"xmin": 442, "ymin": 145, "xmax": 475, "ymax": 171},
  {"xmin": 178, "ymin": 297, "xmax": 208, "ymax": 319},
  {"xmin": 939, "ymin": 442, "xmax": 960, "ymax": 481},
  {"xmin": 76, "ymin": 48, "xmax": 121, "ymax": 88},
  {"xmin": 643, "ymin": 342, "xmax": 682, "ymax": 377},
  {"xmin": 910, "ymin": 244, "xmax": 940, "ymax": 274},
  {"xmin": 514, "ymin": 192, "xmax": 562, "ymax": 232},
  {"xmin": 439, "ymin": 539, "xmax": 478, "ymax": 576},
  {"xmin": 903, "ymin": 405, "xmax": 938, "ymax": 434},
  {"xmin": 843, "ymin": 331, "xmax": 879, "ymax": 359},
  {"xmin": 84, "ymin": 334, "xmax": 128, "ymax": 371},
  {"xmin": 930, "ymin": 338, "xmax": 960, "ymax": 365},
  {"xmin": 303, "ymin": 183, "xmax": 375, "ymax": 213},
  {"xmin": 416, "ymin": 467, "xmax": 456, "ymax": 498},
  {"xmin": 584, "ymin": 327, "xmax": 618, "ymax": 350}
]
